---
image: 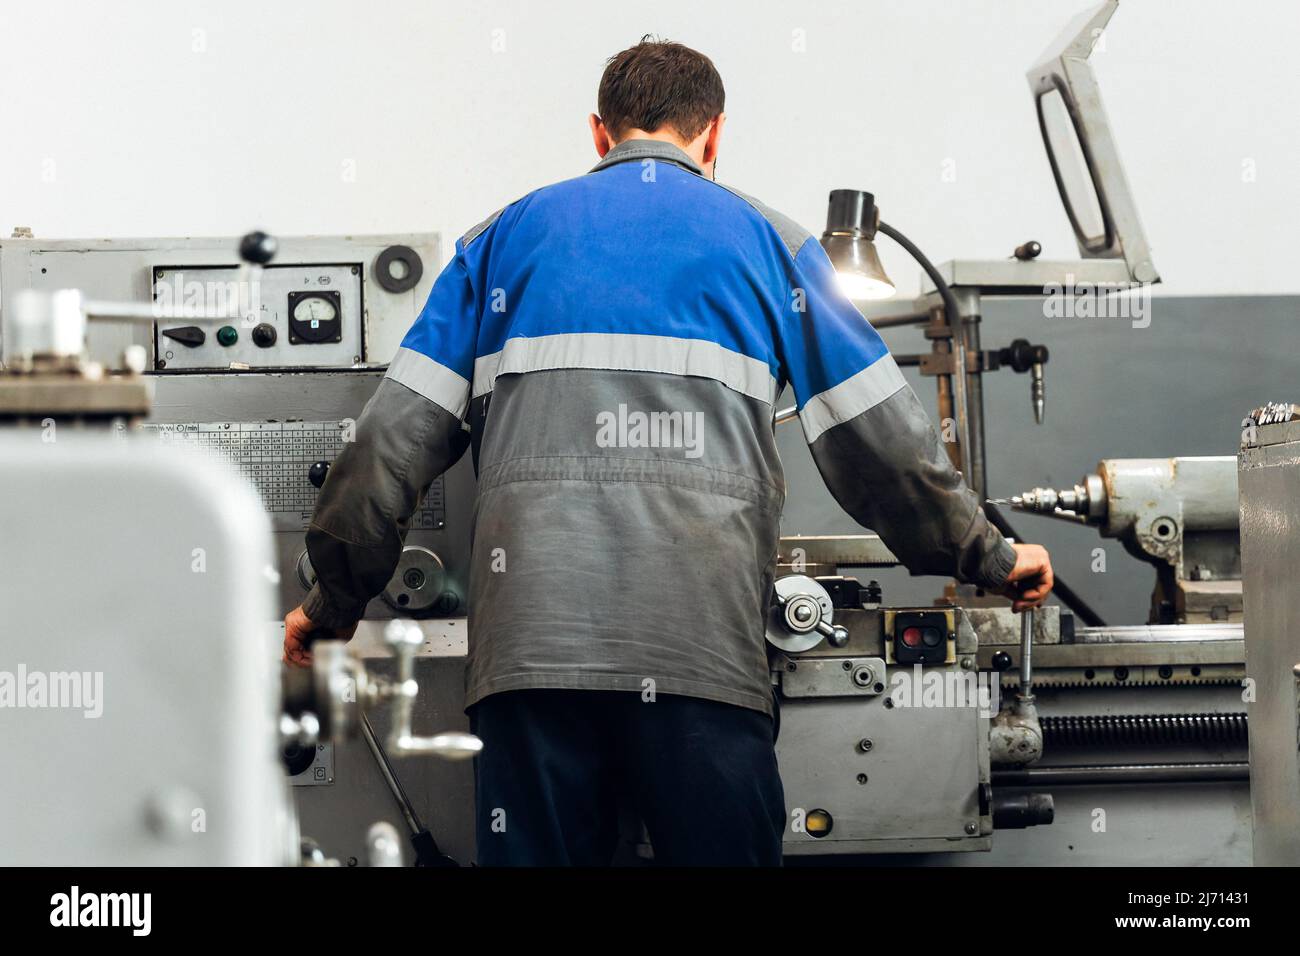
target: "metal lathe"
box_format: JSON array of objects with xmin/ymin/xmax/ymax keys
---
[{"xmin": 0, "ymin": 0, "xmax": 1290, "ymax": 867}]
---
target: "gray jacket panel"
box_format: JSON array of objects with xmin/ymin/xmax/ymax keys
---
[{"xmin": 466, "ymin": 367, "xmax": 784, "ymax": 714}]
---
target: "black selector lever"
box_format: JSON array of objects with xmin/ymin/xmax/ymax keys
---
[{"xmin": 161, "ymin": 326, "xmax": 205, "ymax": 348}]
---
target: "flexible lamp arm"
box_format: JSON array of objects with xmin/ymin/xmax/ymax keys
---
[{"xmin": 875, "ymin": 221, "xmax": 973, "ymax": 477}]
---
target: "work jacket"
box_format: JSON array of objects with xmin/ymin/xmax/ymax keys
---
[{"xmin": 302, "ymin": 138, "xmax": 1016, "ymax": 716}]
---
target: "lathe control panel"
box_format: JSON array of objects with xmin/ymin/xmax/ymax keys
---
[
  {"xmin": 143, "ymin": 420, "xmax": 446, "ymax": 532},
  {"xmin": 151, "ymin": 263, "xmax": 365, "ymax": 371}
]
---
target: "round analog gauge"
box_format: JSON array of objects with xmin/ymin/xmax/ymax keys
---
[{"xmin": 292, "ymin": 295, "xmax": 339, "ymax": 324}]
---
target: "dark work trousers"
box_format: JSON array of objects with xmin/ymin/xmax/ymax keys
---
[{"xmin": 468, "ymin": 689, "xmax": 786, "ymax": 866}]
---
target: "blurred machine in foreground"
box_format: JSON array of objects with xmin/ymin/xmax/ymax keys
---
[
  {"xmin": 0, "ymin": 431, "xmax": 294, "ymax": 865},
  {"xmin": 0, "ymin": 237, "xmax": 477, "ymax": 866}
]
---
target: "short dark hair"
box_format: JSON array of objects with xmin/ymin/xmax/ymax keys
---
[{"xmin": 597, "ymin": 37, "xmax": 725, "ymax": 141}]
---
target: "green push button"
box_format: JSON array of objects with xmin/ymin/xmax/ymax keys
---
[{"xmin": 216, "ymin": 325, "xmax": 239, "ymax": 347}]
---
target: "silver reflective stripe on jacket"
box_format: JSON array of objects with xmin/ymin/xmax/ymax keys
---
[
  {"xmin": 388, "ymin": 346, "xmax": 472, "ymax": 420},
  {"xmin": 471, "ymin": 332, "xmax": 779, "ymax": 405},
  {"xmin": 798, "ymin": 353, "xmax": 908, "ymax": 444}
]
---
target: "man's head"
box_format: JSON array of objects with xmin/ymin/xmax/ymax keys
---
[{"xmin": 589, "ymin": 37, "xmax": 726, "ymax": 179}]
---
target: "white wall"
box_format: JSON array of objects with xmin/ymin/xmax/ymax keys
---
[{"xmin": 1, "ymin": 0, "xmax": 1295, "ymax": 296}]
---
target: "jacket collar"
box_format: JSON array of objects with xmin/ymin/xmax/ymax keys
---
[{"xmin": 590, "ymin": 138, "xmax": 703, "ymax": 176}]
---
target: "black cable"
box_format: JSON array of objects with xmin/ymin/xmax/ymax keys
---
[
  {"xmin": 877, "ymin": 221, "xmax": 973, "ymax": 469},
  {"xmin": 877, "ymin": 221, "xmax": 962, "ymax": 342}
]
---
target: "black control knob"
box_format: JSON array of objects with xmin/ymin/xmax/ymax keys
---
[
  {"xmin": 252, "ymin": 323, "xmax": 277, "ymax": 348},
  {"xmin": 281, "ymin": 741, "xmax": 316, "ymax": 776},
  {"xmin": 1000, "ymin": 338, "xmax": 1050, "ymax": 373},
  {"xmin": 239, "ymin": 231, "xmax": 278, "ymax": 265},
  {"xmin": 991, "ymin": 651, "xmax": 1014, "ymax": 672},
  {"xmin": 307, "ymin": 460, "xmax": 330, "ymax": 489}
]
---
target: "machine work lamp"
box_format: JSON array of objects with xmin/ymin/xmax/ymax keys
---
[
  {"xmin": 820, "ymin": 189, "xmax": 895, "ymax": 300},
  {"xmin": 818, "ymin": 187, "xmax": 973, "ymax": 469}
]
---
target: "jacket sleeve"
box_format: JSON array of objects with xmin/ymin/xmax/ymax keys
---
[
  {"xmin": 300, "ymin": 246, "xmax": 476, "ymax": 627},
  {"xmin": 779, "ymin": 236, "xmax": 1016, "ymax": 590}
]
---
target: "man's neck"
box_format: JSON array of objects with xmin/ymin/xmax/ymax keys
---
[{"xmin": 611, "ymin": 130, "xmax": 712, "ymax": 179}]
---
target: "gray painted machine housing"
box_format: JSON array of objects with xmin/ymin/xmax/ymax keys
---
[{"xmin": 1239, "ymin": 420, "xmax": 1300, "ymax": 865}]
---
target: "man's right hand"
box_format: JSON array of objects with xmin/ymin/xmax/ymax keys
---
[{"xmin": 999, "ymin": 543, "xmax": 1054, "ymax": 612}]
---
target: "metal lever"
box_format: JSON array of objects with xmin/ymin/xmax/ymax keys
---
[
  {"xmin": 83, "ymin": 230, "xmax": 279, "ymax": 325},
  {"xmin": 382, "ymin": 620, "xmax": 483, "ymax": 759},
  {"xmin": 1018, "ymin": 606, "xmax": 1036, "ymax": 705},
  {"xmin": 282, "ymin": 623, "xmax": 482, "ymax": 762},
  {"xmin": 774, "ymin": 589, "xmax": 849, "ymax": 648},
  {"xmin": 815, "ymin": 617, "xmax": 851, "ymax": 648}
]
